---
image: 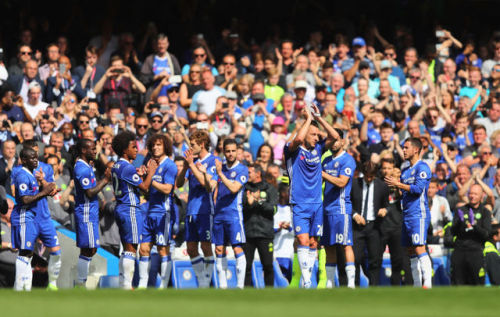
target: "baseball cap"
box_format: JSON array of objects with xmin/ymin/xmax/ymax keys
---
[
  {"xmin": 225, "ymin": 91, "xmax": 237, "ymax": 100},
  {"xmin": 166, "ymin": 83, "xmax": 179, "ymax": 91},
  {"xmin": 294, "ymin": 80, "xmax": 308, "ymax": 90},
  {"xmin": 380, "ymin": 60, "xmax": 392, "ymax": 70},
  {"xmin": 272, "ymin": 116, "xmax": 285, "ymax": 126},
  {"xmin": 150, "ymin": 111, "xmax": 163, "ymax": 120},
  {"xmin": 352, "ymin": 37, "xmax": 366, "ymax": 47}
]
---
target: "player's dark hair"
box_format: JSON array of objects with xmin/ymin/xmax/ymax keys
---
[
  {"xmin": 20, "ymin": 147, "xmax": 36, "ymax": 160},
  {"xmin": 22, "ymin": 139, "xmax": 38, "ymax": 150},
  {"xmin": 112, "ymin": 131, "xmax": 136, "ymax": 157},
  {"xmin": 380, "ymin": 157, "xmax": 395, "ymax": 166},
  {"xmin": 147, "ymin": 133, "xmax": 173, "ymax": 157},
  {"xmin": 490, "ymin": 224, "xmax": 500, "ymax": 239},
  {"xmin": 405, "ymin": 137, "xmax": 423, "ymax": 152},
  {"xmin": 72, "ymin": 138, "xmax": 93, "ymax": 158},
  {"xmin": 249, "ymin": 163, "xmax": 264, "ymax": 178},
  {"xmin": 380, "ymin": 122, "xmax": 393, "ymax": 131},
  {"xmin": 334, "ymin": 128, "xmax": 344, "ymax": 139},
  {"xmin": 310, "ymin": 120, "xmax": 320, "ymax": 129},
  {"xmin": 362, "ymin": 161, "xmax": 378, "ymax": 177},
  {"xmin": 190, "ymin": 130, "xmax": 210, "ymax": 150},
  {"xmin": 174, "ymin": 156, "xmax": 184, "ymax": 162},
  {"xmin": 223, "ymin": 138, "xmax": 237, "ymax": 150}
]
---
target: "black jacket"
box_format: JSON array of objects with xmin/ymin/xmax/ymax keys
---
[
  {"xmin": 242, "ymin": 181, "xmax": 278, "ymax": 239},
  {"xmin": 351, "ymin": 177, "xmax": 389, "ymax": 229},
  {"xmin": 451, "ymin": 203, "xmax": 491, "ymax": 251}
]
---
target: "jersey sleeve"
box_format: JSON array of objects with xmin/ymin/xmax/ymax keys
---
[
  {"xmin": 75, "ymin": 164, "xmax": 94, "ymax": 190},
  {"xmin": 409, "ymin": 163, "xmax": 431, "ymax": 195},
  {"xmin": 162, "ymin": 161, "xmax": 178, "ymax": 185},
  {"xmin": 236, "ymin": 166, "xmax": 249, "ymax": 186},
  {"xmin": 44, "ymin": 164, "xmax": 55, "ymax": 183},
  {"xmin": 340, "ymin": 157, "xmax": 356, "ymax": 178},
  {"xmin": 122, "ymin": 164, "xmax": 143, "ymax": 186},
  {"xmin": 15, "ymin": 173, "xmax": 36, "ymax": 197}
]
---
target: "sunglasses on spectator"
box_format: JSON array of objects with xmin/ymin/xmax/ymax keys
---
[
  {"xmin": 410, "ymin": 76, "xmax": 420, "ymax": 79},
  {"xmin": 194, "ymin": 54, "xmax": 206, "ymax": 58},
  {"xmin": 384, "ymin": 53, "xmax": 395, "ymax": 57},
  {"xmin": 481, "ymin": 151, "xmax": 492, "ymax": 155},
  {"xmin": 69, "ymin": 98, "xmax": 76, "ymax": 103},
  {"xmin": 223, "ymin": 62, "xmax": 235, "ymax": 66},
  {"xmin": 168, "ymin": 88, "xmax": 179, "ymax": 93},
  {"xmin": 151, "ymin": 119, "xmax": 162, "ymax": 123},
  {"xmin": 21, "ymin": 51, "xmax": 32, "ymax": 55},
  {"xmin": 79, "ymin": 120, "xmax": 89, "ymax": 124},
  {"xmin": 190, "ymin": 70, "xmax": 201, "ymax": 74},
  {"xmin": 137, "ymin": 124, "xmax": 148, "ymax": 128}
]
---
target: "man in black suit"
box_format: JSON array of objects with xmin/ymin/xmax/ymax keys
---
[
  {"xmin": 351, "ymin": 161, "xmax": 389, "ymax": 286},
  {"xmin": 7, "ymin": 59, "xmax": 45, "ymax": 102}
]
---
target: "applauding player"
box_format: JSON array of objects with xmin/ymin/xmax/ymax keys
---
[
  {"xmin": 176, "ymin": 131, "xmax": 219, "ymax": 287},
  {"xmin": 384, "ymin": 137, "xmax": 432, "ymax": 288},
  {"xmin": 284, "ymin": 104, "xmax": 339, "ymax": 288},
  {"xmin": 213, "ymin": 139, "xmax": 248, "ymax": 289},
  {"xmin": 11, "ymin": 148, "xmax": 57, "ymax": 291},
  {"xmin": 73, "ymin": 139, "xmax": 112, "ymax": 287},
  {"xmin": 138, "ymin": 134, "xmax": 177, "ymax": 289},
  {"xmin": 321, "ymin": 130, "xmax": 357, "ymax": 288},
  {"xmin": 111, "ymin": 131, "xmax": 158, "ymax": 290}
]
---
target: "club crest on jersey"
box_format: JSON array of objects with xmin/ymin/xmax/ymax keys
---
[
  {"xmin": 311, "ymin": 149, "xmax": 317, "ymax": 156},
  {"xmin": 411, "ymin": 170, "xmax": 415, "ymax": 175},
  {"xmin": 210, "ymin": 166, "xmax": 216, "ymax": 173},
  {"xmin": 132, "ymin": 174, "xmax": 140, "ymax": 182},
  {"xmin": 230, "ymin": 171, "xmax": 236, "ymax": 178},
  {"xmin": 82, "ymin": 178, "xmax": 90, "ymax": 186},
  {"xmin": 240, "ymin": 175, "xmax": 247, "ymax": 183},
  {"xmin": 345, "ymin": 167, "xmax": 352, "ymax": 175},
  {"xmin": 203, "ymin": 163, "xmax": 208, "ymax": 169},
  {"xmin": 295, "ymin": 226, "xmax": 301, "ymax": 232},
  {"xmin": 419, "ymin": 171, "xmax": 427, "ymax": 178},
  {"xmin": 159, "ymin": 168, "xmax": 163, "ymax": 173},
  {"xmin": 334, "ymin": 162, "xmax": 339, "ymax": 168},
  {"xmin": 19, "ymin": 183, "xmax": 28, "ymax": 191}
]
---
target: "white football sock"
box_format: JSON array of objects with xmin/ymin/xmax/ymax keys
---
[
  {"xmin": 418, "ymin": 253, "xmax": 433, "ymax": 288},
  {"xmin": 160, "ymin": 255, "xmax": 172, "ymax": 288},
  {"xmin": 216, "ymin": 255, "xmax": 227, "ymax": 289},
  {"xmin": 121, "ymin": 252, "xmax": 136, "ymax": 290},
  {"xmin": 191, "ymin": 255, "xmax": 204, "ymax": 287},
  {"xmin": 203, "ymin": 256, "xmax": 215, "ymax": 288},
  {"xmin": 76, "ymin": 255, "xmax": 92, "ymax": 286},
  {"xmin": 48, "ymin": 250, "xmax": 62, "ymax": 287},
  {"xmin": 410, "ymin": 256, "xmax": 422, "ymax": 287},
  {"xmin": 138, "ymin": 256, "xmax": 150, "ymax": 288},
  {"xmin": 15, "ymin": 256, "xmax": 32, "ymax": 291},
  {"xmin": 235, "ymin": 252, "xmax": 246, "ymax": 289},
  {"xmin": 345, "ymin": 262, "xmax": 356, "ymax": 289},
  {"xmin": 325, "ymin": 263, "xmax": 337, "ymax": 288},
  {"xmin": 297, "ymin": 246, "xmax": 311, "ymax": 288}
]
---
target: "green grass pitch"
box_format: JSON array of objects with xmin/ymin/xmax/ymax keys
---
[{"xmin": 0, "ymin": 287, "xmax": 499, "ymax": 317}]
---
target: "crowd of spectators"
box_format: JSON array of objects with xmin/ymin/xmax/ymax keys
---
[{"xmin": 1, "ymin": 21, "xmax": 500, "ymax": 287}]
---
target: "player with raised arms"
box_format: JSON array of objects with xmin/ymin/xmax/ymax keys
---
[
  {"xmin": 321, "ymin": 129, "xmax": 357, "ymax": 288},
  {"xmin": 137, "ymin": 134, "xmax": 178, "ymax": 289},
  {"xmin": 176, "ymin": 130, "xmax": 219, "ymax": 287},
  {"xmin": 73, "ymin": 138, "xmax": 112, "ymax": 287},
  {"xmin": 284, "ymin": 104, "xmax": 340, "ymax": 288},
  {"xmin": 111, "ymin": 131, "xmax": 158, "ymax": 290},
  {"xmin": 213, "ymin": 138, "xmax": 248, "ymax": 289},
  {"xmin": 384, "ymin": 137, "xmax": 432, "ymax": 288},
  {"xmin": 11, "ymin": 148, "xmax": 57, "ymax": 291}
]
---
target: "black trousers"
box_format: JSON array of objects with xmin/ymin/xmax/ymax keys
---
[
  {"xmin": 451, "ymin": 248, "xmax": 485, "ymax": 285},
  {"xmin": 380, "ymin": 228, "xmax": 413, "ymax": 286},
  {"xmin": 353, "ymin": 222, "xmax": 381, "ymax": 286},
  {"xmin": 243, "ymin": 237, "xmax": 274, "ymax": 287}
]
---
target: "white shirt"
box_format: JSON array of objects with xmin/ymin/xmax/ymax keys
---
[
  {"xmin": 24, "ymin": 100, "xmax": 48, "ymax": 119},
  {"xmin": 273, "ymin": 205, "xmax": 294, "ymax": 259},
  {"xmin": 362, "ymin": 180, "xmax": 375, "ymax": 221},
  {"xmin": 430, "ymin": 194, "xmax": 452, "ymax": 234}
]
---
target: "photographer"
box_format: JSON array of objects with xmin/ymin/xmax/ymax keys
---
[
  {"xmin": 93, "ymin": 55, "xmax": 146, "ymax": 112},
  {"xmin": 242, "ymin": 164, "xmax": 278, "ymax": 287},
  {"xmin": 46, "ymin": 55, "xmax": 86, "ymax": 105}
]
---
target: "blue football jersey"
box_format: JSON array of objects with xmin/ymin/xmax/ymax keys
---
[
  {"xmin": 284, "ymin": 139, "xmax": 325, "ymax": 204},
  {"xmin": 112, "ymin": 158, "xmax": 143, "ymax": 209},
  {"xmin": 11, "ymin": 167, "xmax": 42, "ymax": 225},
  {"xmin": 148, "ymin": 156, "xmax": 178, "ymax": 215},
  {"xmin": 214, "ymin": 162, "xmax": 248, "ymax": 221},
  {"xmin": 186, "ymin": 153, "xmax": 220, "ymax": 216},
  {"xmin": 322, "ymin": 151, "xmax": 356, "ymax": 215},
  {"xmin": 400, "ymin": 160, "xmax": 431, "ymax": 219},
  {"xmin": 12, "ymin": 162, "xmax": 54, "ymax": 221},
  {"xmin": 74, "ymin": 159, "xmax": 99, "ymax": 222}
]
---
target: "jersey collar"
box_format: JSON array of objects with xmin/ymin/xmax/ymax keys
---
[
  {"xmin": 158, "ymin": 156, "xmax": 168, "ymax": 166},
  {"xmin": 77, "ymin": 158, "xmax": 91, "ymax": 167},
  {"xmin": 199, "ymin": 152, "xmax": 212, "ymax": 163},
  {"xmin": 332, "ymin": 150, "xmax": 345, "ymax": 160},
  {"xmin": 226, "ymin": 161, "xmax": 240, "ymax": 170},
  {"xmin": 22, "ymin": 166, "xmax": 34, "ymax": 177}
]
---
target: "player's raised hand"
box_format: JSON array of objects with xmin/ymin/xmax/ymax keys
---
[
  {"xmin": 35, "ymin": 169, "xmax": 46, "ymax": 182},
  {"xmin": 137, "ymin": 165, "xmax": 147, "ymax": 177},
  {"xmin": 195, "ymin": 161, "xmax": 207, "ymax": 174},
  {"xmin": 184, "ymin": 149, "xmax": 194, "ymax": 165},
  {"xmin": 215, "ymin": 159, "xmax": 223, "ymax": 175},
  {"xmin": 147, "ymin": 159, "xmax": 158, "ymax": 174}
]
